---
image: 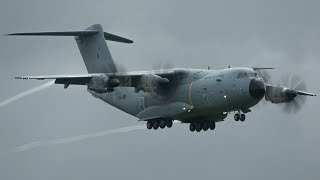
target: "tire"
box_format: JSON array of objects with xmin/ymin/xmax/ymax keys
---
[
  {"xmin": 166, "ymin": 120, "xmax": 173, "ymax": 128},
  {"xmin": 153, "ymin": 121, "xmax": 159, "ymax": 129},
  {"xmin": 209, "ymin": 122, "xmax": 215, "ymax": 130},
  {"xmin": 203, "ymin": 122, "xmax": 209, "ymax": 131},
  {"xmin": 189, "ymin": 123, "xmax": 196, "ymax": 132},
  {"xmin": 196, "ymin": 123, "xmax": 202, "ymax": 132},
  {"xmin": 146, "ymin": 121, "xmax": 153, "ymax": 129},
  {"xmin": 160, "ymin": 119, "xmax": 166, "ymax": 129},
  {"xmin": 234, "ymin": 114, "xmax": 240, "ymax": 121},
  {"xmin": 240, "ymin": 114, "xmax": 246, "ymax": 121}
]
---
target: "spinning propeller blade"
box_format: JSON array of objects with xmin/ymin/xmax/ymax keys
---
[
  {"xmin": 252, "ymin": 67, "xmax": 274, "ymax": 83},
  {"xmin": 280, "ymin": 73, "xmax": 313, "ymax": 114}
]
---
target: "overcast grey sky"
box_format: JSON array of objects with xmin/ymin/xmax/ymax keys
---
[{"xmin": 0, "ymin": 0, "xmax": 319, "ymax": 179}]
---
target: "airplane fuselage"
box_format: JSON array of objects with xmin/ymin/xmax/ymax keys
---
[{"xmin": 91, "ymin": 67, "xmax": 265, "ymax": 123}]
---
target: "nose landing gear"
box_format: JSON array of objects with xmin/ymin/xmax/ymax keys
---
[
  {"xmin": 240, "ymin": 114, "xmax": 246, "ymax": 121},
  {"xmin": 234, "ymin": 110, "xmax": 246, "ymax": 122},
  {"xmin": 234, "ymin": 114, "xmax": 240, "ymax": 121}
]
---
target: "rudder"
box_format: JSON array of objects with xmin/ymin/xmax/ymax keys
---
[{"xmin": 75, "ymin": 24, "xmax": 117, "ymax": 73}]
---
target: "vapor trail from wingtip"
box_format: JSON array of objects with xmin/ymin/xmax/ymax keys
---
[
  {"xmin": 15, "ymin": 121, "xmax": 179, "ymax": 152},
  {"xmin": 0, "ymin": 81, "xmax": 55, "ymax": 108},
  {"xmin": 15, "ymin": 125, "xmax": 147, "ymax": 152}
]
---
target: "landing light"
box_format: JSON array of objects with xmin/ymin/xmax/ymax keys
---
[
  {"xmin": 223, "ymin": 95, "xmax": 227, "ymax": 98},
  {"xmin": 223, "ymin": 112, "xmax": 227, "ymax": 114}
]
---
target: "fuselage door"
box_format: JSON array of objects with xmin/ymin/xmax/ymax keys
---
[
  {"xmin": 139, "ymin": 97, "xmax": 145, "ymax": 112},
  {"xmin": 203, "ymin": 93, "xmax": 210, "ymax": 106}
]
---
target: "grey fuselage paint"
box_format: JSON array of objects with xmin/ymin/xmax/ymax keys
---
[{"xmin": 89, "ymin": 67, "xmax": 264, "ymax": 122}]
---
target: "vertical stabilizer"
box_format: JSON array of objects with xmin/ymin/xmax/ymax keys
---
[
  {"xmin": 7, "ymin": 24, "xmax": 133, "ymax": 73},
  {"xmin": 75, "ymin": 24, "xmax": 117, "ymax": 73}
]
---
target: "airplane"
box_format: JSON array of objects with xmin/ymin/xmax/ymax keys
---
[{"xmin": 7, "ymin": 24, "xmax": 316, "ymax": 132}]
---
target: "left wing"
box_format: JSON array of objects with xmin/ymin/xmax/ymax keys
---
[
  {"xmin": 15, "ymin": 69, "xmax": 180, "ymax": 87},
  {"xmin": 15, "ymin": 74, "xmax": 100, "ymax": 85}
]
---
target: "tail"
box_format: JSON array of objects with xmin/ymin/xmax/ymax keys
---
[
  {"xmin": 75, "ymin": 24, "xmax": 117, "ymax": 73},
  {"xmin": 6, "ymin": 24, "xmax": 133, "ymax": 73}
]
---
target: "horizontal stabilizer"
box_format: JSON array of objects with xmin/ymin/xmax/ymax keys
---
[
  {"xmin": 6, "ymin": 30, "xmax": 99, "ymax": 36},
  {"xmin": 104, "ymin": 32, "xmax": 133, "ymax": 44},
  {"xmin": 6, "ymin": 31, "xmax": 133, "ymax": 44}
]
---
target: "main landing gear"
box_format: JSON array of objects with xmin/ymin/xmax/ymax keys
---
[
  {"xmin": 234, "ymin": 111, "xmax": 246, "ymax": 122},
  {"xmin": 189, "ymin": 121, "xmax": 215, "ymax": 132},
  {"xmin": 146, "ymin": 119, "xmax": 173, "ymax": 130}
]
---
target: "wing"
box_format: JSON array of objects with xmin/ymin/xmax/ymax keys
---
[
  {"xmin": 15, "ymin": 69, "xmax": 183, "ymax": 87},
  {"xmin": 15, "ymin": 74, "xmax": 99, "ymax": 85}
]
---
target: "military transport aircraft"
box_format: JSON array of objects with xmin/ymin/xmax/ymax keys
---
[{"xmin": 7, "ymin": 24, "xmax": 316, "ymax": 132}]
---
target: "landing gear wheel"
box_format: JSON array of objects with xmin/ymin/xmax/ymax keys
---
[
  {"xmin": 160, "ymin": 119, "xmax": 166, "ymax": 129},
  {"xmin": 209, "ymin": 122, "xmax": 215, "ymax": 130},
  {"xmin": 196, "ymin": 123, "xmax": 202, "ymax": 132},
  {"xmin": 166, "ymin": 120, "xmax": 173, "ymax": 128},
  {"xmin": 189, "ymin": 123, "xmax": 196, "ymax": 132},
  {"xmin": 153, "ymin": 121, "xmax": 159, "ymax": 129},
  {"xmin": 203, "ymin": 122, "xmax": 209, "ymax": 131},
  {"xmin": 146, "ymin": 121, "xmax": 153, "ymax": 129},
  {"xmin": 234, "ymin": 114, "xmax": 240, "ymax": 121},
  {"xmin": 240, "ymin": 114, "xmax": 246, "ymax": 122}
]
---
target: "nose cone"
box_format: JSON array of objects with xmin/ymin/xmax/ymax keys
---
[{"xmin": 249, "ymin": 78, "xmax": 266, "ymax": 99}]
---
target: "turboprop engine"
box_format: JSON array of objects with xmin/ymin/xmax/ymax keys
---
[
  {"xmin": 264, "ymin": 81, "xmax": 315, "ymax": 113},
  {"xmin": 88, "ymin": 75, "xmax": 120, "ymax": 93},
  {"xmin": 135, "ymin": 74, "xmax": 170, "ymax": 96},
  {"xmin": 265, "ymin": 86, "xmax": 299, "ymax": 103}
]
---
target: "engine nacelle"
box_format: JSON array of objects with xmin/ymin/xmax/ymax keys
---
[
  {"xmin": 265, "ymin": 85, "xmax": 297, "ymax": 103},
  {"xmin": 136, "ymin": 74, "xmax": 169, "ymax": 95},
  {"xmin": 88, "ymin": 75, "xmax": 120, "ymax": 93}
]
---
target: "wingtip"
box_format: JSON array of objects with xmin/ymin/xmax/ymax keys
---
[
  {"xmin": 252, "ymin": 67, "xmax": 275, "ymax": 71},
  {"xmin": 5, "ymin": 33, "xmax": 21, "ymax": 36},
  {"xmin": 15, "ymin": 77, "xmax": 29, "ymax": 80}
]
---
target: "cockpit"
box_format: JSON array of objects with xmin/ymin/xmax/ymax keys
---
[{"xmin": 236, "ymin": 72, "xmax": 257, "ymax": 79}]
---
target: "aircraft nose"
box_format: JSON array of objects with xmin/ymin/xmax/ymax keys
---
[{"xmin": 249, "ymin": 78, "xmax": 266, "ymax": 99}]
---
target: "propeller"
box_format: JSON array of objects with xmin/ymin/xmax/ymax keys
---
[
  {"xmin": 115, "ymin": 63, "xmax": 128, "ymax": 73},
  {"xmin": 252, "ymin": 67, "xmax": 274, "ymax": 83},
  {"xmin": 152, "ymin": 61, "xmax": 174, "ymax": 73},
  {"xmin": 256, "ymin": 69, "xmax": 272, "ymax": 84},
  {"xmin": 279, "ymin": 73, "xmax": 308, "ymax": 114}
]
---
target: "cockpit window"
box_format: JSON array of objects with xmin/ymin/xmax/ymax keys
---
[
  {"xmin": 248, "ymin": 73, "xmax": 256, "ymax": 77},
  {"xmin": 242, "ymin": 72, "xmax": 248, "ymax": 78},
  {"xmin": 237, "ymin": 72, "xmax": 256, "ymax": 78}
]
